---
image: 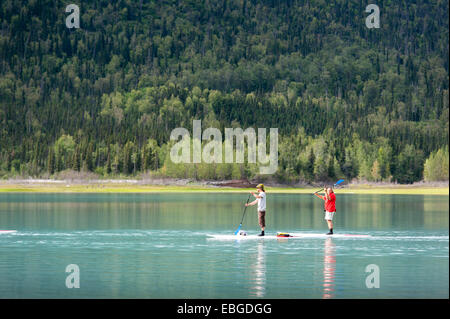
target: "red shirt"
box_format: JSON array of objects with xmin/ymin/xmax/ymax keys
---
[{"xmin": 317, "ymin": 192, "xmax": 336, "ymax": 212}]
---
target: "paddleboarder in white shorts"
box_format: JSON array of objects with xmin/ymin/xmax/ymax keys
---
[
  {"xmin": 245, "ymin": 184, "xmax": 266, "ymax": 236},
  {"xmin": 314, "ymin": 187, "xmax": 336, "ymax": 235}
]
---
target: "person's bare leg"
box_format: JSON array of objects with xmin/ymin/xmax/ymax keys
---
[
  {"xmin": 326, "ymin": 220, "xmax": 333, "ymax": 234},
  {"xmin": 258, "ymin": 227, "xmax": 265, "ymax": 236},
  {"xmin": 258, "ymin": 212, "xmax": 265, "ymax": 236}
]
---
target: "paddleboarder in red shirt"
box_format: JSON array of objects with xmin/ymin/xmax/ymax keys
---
[{"xmin": 314, "ymin": 187, "xmax": 336, "ymax": 235}]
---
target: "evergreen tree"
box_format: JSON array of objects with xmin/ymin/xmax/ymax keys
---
[{"xmin": 47, "ymin": 149, "xmax": 55, "ymax": 175}]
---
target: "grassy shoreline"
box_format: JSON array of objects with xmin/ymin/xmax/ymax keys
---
[{"xmin": 0, "ymin": 183, "xmax": 448, "ymax": 195}]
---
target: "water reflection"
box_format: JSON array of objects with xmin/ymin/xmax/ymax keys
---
[
  {"xmin": 250, "ymin": 240, "xmax": 266, "ymax": 298},
  {"xmin": 322, "ymin": 238, "xmax": 336, "ymax": 299},
  {"xmin": 0, "ymin": 193, "xmax": 448, "ymax": 231}
]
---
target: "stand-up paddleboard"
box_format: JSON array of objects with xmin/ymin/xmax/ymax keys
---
[
  {"xmin": 275, "ymin": 232, "xmax": 370, "ymax": 238},
  {"xmin": 207, "ymin": 232, "xmax": 371, "ymax": 240},
  {"xmin": 0, "ymin": 230, "xmax": 17, "ymax": 234}
]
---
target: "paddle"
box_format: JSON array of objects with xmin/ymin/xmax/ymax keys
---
[
  {"xmin": 314, "ymin": 179, "xmax": 344, "ymax": 194},
  {"xmin": 234, "ymin": 193, "xmax": 252, "ymax": 235}
]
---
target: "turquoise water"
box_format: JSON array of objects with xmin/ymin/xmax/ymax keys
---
[{"xmin": 0, "ymin": 193, "xmax": 448, "ymax": 299}]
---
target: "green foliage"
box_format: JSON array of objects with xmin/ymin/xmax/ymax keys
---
[
  {"xmin": 0, "ymin": 0, "xmax": 448, "ymax": 183},
  {"xmin": 424, "ymin": 147, "xmax": 449, "ymax": 182},
  {"xmin": 394, "ymin": 145, "xmax": 425, "ymax": 184}
]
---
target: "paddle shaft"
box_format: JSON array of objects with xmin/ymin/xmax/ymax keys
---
[
  {"xmin": 239, "ymin": 194, "xmax": 252, "ymax": 224},
  {"xmin": 235, "ymin": 194, "xmax": 252, "ymax": 234},
  {"xmin": 314, "ymin": 179, "xmax": 344, "ymax": 194}
]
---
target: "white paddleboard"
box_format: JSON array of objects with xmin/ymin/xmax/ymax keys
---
[
  {"xmin": 0, "ymin": 230, "xmax": 17, "ymax": 234},
  {"xmin": 281, "ymin": 232, "xmax": 371, "ymax": 238},
  {"xmin": 207, "ymin": 232, "xmax": 370, "ymax": 240}
]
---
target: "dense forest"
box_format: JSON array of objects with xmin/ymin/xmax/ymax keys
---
[{"xmin": 0, "ymin": 0, "xmax": 448, "ymax": 183}]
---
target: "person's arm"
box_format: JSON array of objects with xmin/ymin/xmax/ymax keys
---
[
  {"xmin": 314, "ymin": 193, "xmax": 325, "ymax": 200},
  {"xmin": 251, "ymin": 191, "xmax": 262, "ymax": 199},
  {"xmin": 245, "ymin": 200, "xmax": 258, "ymax": 207}
]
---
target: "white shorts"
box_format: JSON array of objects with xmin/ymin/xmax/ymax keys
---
[{"xmin": 324, "ymin": 211, "xmax": 335, "ymax": 221}]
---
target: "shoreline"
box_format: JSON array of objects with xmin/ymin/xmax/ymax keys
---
[{"xmin": 0, "ymin": 179, "xmax": 448, "ymax": 195}]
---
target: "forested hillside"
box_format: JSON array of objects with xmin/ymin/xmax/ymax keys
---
[{"xmin": 0, "ymin": 0, "xmax": 448, "ymax": 183}]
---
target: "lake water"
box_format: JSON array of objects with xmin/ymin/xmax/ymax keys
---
[{"xmin": 0, "ymin": 193, "xmax": 448, "ymax": 299}]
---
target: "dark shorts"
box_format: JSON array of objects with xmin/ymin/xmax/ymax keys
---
[{"xmin": 258, "ymin": 211, "xmax": 266, "ymax": 228}]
